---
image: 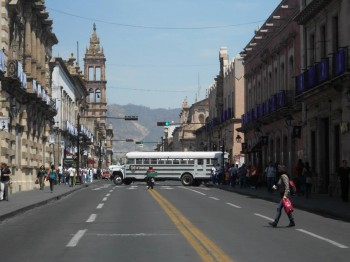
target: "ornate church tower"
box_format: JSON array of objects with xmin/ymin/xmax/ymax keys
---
[
  {"xmin": 84, "ymin": 23, "xmax": 107, "ymax": 126},
  {"xmin": 84, "ymin": 24, "xmax": 113, "ymax": 168}
]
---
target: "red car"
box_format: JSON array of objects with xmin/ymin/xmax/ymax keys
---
[{"xmin": 101, "ymin": 170, "xmax": 111, "ymax": 179}]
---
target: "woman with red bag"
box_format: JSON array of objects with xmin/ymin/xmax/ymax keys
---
[{"xmin": 269, "ymin": 165, "xmax": 295, "ymax": 228}]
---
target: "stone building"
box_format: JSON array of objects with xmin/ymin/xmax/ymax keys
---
[
  {"xmin": 171, "ymin": 97, "xmax": 209, "ymax": 151},
  {"xmin": 50, "ymin": 55, "xmax": 94, "ymax": 170},
  {"xmin": 0, "ymin": 0, "xmax": 58, "ymax": 192},
  {"xmin": 206, "ymin": 48, "xmax": 245, "ymax": 164},
  {"xmin": 294, "ymin": 0, "xmax": 350, "ymax": 195},
  {"xmin": 240, "ymin": 0, "xmax": 301, "ymax": 173},
  {"xmin": 83, "ymin": 24, "xmax": 113, "ymax": 168}
]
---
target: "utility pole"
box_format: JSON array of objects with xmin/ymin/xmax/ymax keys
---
[{"xmin": 76, "ymin": 113, "xmax": 80, "ymax": 174}]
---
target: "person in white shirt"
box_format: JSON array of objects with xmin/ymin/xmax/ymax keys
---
[{"xmin": 67, "ymin": 166, "xmax": 76, "ymax": 187}]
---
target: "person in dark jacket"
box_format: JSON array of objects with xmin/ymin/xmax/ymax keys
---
[
  {"xmin": 269, "ymin": 165, "xmax": 295, "ymax": 228},
  {"xmin": 0, "ymin": 163, "xmax": 11, "ymax": 201},
  {"xmin": 338, "ymin": 160, "xmax": 350, "ymax": 202}
]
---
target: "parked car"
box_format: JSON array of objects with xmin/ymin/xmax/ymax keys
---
[{"xmin": 101, "ymin": 170, "xmax": 111, "ymax": 179}]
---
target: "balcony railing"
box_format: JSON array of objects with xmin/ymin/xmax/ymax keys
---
[
  {"xmin": 295, "ymin": 47, "xmax": 348, "ymax": 96},
  {"xmin": 241, "ymin": 90, "xmax": 292, "ymax": 128}
]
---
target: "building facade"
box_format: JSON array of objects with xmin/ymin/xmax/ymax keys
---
[
  {"xmin": 0, "ymin": 0, "xmax": 58, "ymax": 192},
  {"xmin": 294, "ymin": 0, "xmax": 350, "ymax": 194},
  {"xmin": 207, "ymin": 48, "xmax": 245, "ymax": 164},
  {"xmin": 240, "ymin": 0, "xmax": 302, "ymax": 174}
]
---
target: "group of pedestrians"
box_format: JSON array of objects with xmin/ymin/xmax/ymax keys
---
[{"xmin": 35, "ymin": 164, "xmax": 98, "ymax": 193}]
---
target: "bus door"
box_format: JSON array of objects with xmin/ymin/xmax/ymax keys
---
[{"xmin": 195, "ymin": 158, "xmax": 205, "ymax": 176}]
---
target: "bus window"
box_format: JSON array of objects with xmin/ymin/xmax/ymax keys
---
[
  {"xmin": 151, "ymin": 158, "xmax": 157, "ymax": 165},
  {"xmin": 197, "ymin": 159, "xmax": 204, "ymax": 165},
  {"xmin": 158, "ymin": 159, "xmax": 165, "ymax": 165},
  {"xmin": 144, "ymin": 159, "xmax": 150, "ymax": 165},
  {"xmin": 136, "ymin": 158, "xmax": 142, "ymax": 165},
  {"xmin": 188, "ymin": 159, "xmax": 194, "ymax": 165},
  {"xmin": 166, "ymin": 159, "xmax": 172, "ymax": 164},
  {"xmin": 173, "ymin": 159, "xmax": 180, "ymax": 164},
  {"xmin": 180, "ymin": 159, "xmax": 187, "ymax": 165},
  {"xmin": 127, "ymin": 158, "xmax": 135, "ymax": 164}
]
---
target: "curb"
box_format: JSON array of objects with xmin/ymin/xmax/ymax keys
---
[{"xmin": 0, "ymin": 184, "xmax": 89, "ymax": 222}]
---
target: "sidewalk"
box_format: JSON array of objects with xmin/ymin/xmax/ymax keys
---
[
  {"xmin": 214, "ymin": 184, "xmax": 350, "ymax": 222},
  {"xmin": 0, "ymin": 183, "xmax": 90, "ymax": 222}
]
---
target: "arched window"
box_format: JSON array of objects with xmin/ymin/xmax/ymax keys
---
[
  {"xmin": 95, "ymin": 89, "xmax": 101, "ymax": 102},
  {"xmin": 198, "ymin": 114, "xmax": 205, "ymax": 124},
  {"xmin": 89, "ymin": 88, "xmax": 94, "ymax": 102}
]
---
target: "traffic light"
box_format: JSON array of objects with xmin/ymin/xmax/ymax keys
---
[
  {"xmin": 135, "ymin": 141, "xmax": 143, "ymax": 144},
  {"xmin": 157, "ymin": 121, "xmax": 170, "ymax": 126},
  {"xmin": 124, "ymin": 116, "xmax": 138, "ymax": 121}
]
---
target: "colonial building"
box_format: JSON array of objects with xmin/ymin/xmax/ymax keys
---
[
  {"xmin": 294, "ymin": 0, "xmax": 350, "ymax": 195},
  {"xmin": 171, "ymin": 97, "xmax": 209, "ymax": 151},
  {"xmin": 83, "ymin": 24, "xmax": 113, "ymax": 168},
  {"xmin": 51, "ymin": 55, "xmax": 95, "ymax": 170},
  {"xmin": 206, "ymin": 48, "xmax": 245, "ymax": 164},
  {"xmin": 0, "ymin": 0, "xmax": 58, "ymax": 192},
  {"xmin": 240, "ymin": 0, "xmax": 301, "ymax": 174}
]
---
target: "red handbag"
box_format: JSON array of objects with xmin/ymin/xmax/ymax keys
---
[{"xmin": 282, "ymin": 197, "xmax": 294, "ymax": 213}]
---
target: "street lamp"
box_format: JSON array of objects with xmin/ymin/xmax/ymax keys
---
[{"xmin": 235, "ymin": 134, "xmax": 242, "ymax": 143}]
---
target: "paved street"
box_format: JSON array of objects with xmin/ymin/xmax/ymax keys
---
[{"xmin": 0, "ymin": 180, "xmax": 350, "ymax": 261}]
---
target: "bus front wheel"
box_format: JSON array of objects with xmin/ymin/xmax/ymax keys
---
[
  {"xmin": 113, "ymin": 175, "xmax": 123, "ymax": 186},
  {"xmin": 181, "ymin": 174, "xmax": 193, "ymax": 186}
]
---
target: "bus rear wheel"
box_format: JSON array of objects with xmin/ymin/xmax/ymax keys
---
[
  {"xmin": 124, "ymin": 179, "xmax": 132, "ymax": 185},
  {"xmin": 181, "ymin": 174, "xmax": 193, "ymax": 186},
  {"xmin": 192, "ymin": 180, "xmax": 201, "ymax": 187}
]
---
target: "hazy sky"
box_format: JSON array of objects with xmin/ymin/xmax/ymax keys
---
[{"xmin": 46, "ymin": 0, "xmax": 281, "ymax": 109}]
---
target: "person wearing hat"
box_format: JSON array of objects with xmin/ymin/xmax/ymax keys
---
[
  {"xmin": 269, "ymin": 165, "xmax": 295, "ymax": 228},
  {"xmin": 145, "ymin": 166, "xmax": 157, "ymax": 189}
]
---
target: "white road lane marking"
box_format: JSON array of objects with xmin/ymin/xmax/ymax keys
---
[
  {"xmin": 66, "ymin": 229, "xmax": 87, "ymax": 247},
  {"xmin": 102, "ymin": 197, "xmax": 108, "ymax": 201},
  {"xmin": 209, "ymin": 197, "xmax": 219, "ymax": 200},
  {"xmin": 109, "ymin": 190, "xmax": 113, "ymax": 193},
  {"xmin": 86, "ymin": 214, "xmax": 97, "ymax": 223},
  {"xmin": 181, "ymin": 187, "xmax": 206, "ymax": 196},
  {"xmin": 297, "ymin": 229, "xmax": 349, "ymax": 249},
  {"xmin": 254, "ymin": 213, "xmax": 274, "ymax": 221},
  {"xmin": 106, "ymin": 193, "xmax": 111, "ymax": 197},
  {"xmin": 97, "ymin": 203, "xmax": 104, "ymax": 209},
  {"xmin": 226, "ymin": 202, "xmax": 242, "ymax": 208}
]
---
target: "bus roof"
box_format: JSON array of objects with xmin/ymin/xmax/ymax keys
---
[{"xmin": 126, "ymin": 151, "xmax": 228, "ymax": 159}]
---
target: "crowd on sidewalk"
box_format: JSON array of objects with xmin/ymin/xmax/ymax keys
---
[
  {"xmin": 0, "ymin": 162, "xmax": 105, "ymax": 200},
  {"xmin": 210, "ymin": 159, "xmax": 350, "ymax": 203}
]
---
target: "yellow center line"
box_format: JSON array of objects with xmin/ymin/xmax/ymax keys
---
[{"xmin": 149, "ymin": 189, "xmax": 233, "ymax": 262}]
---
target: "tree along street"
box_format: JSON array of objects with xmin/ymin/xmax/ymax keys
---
[{"xmin": 0, "ymin": 180, "xmax": 349, "ymax": 262}]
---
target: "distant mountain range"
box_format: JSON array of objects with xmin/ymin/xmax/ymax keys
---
[{"xmin": 107, "ymin": 104, "xmax": 180, "ymax": 159}]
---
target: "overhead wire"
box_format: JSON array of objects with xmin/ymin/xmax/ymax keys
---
[{"xmin": 47, "ymin": 7, "xmax": 264, "ymax": 30}]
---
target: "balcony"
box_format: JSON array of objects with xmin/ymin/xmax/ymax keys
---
[
  {"xmin": 295, "ymin": 48, "xmax": 348, "ymax": 97},
  {"xmin": 241, "ymin": 90, "xmax": 294, "ymax": 128}
]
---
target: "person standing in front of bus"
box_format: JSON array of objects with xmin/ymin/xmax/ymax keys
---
[
  {"xmin": 145, "ymin": 166, "xmax": 157, "ymax": 189},
  {"xmin": 211, "ymin": 164, "xmax": 218, "ymax": 185}
]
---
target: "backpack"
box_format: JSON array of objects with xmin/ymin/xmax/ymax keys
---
[
  {"xmin": 49, "ymin": 171, "xmax": 56, "ymax": 179},
  {"xmin": 289, "ymin": 180, "xmax": 297, "ymax": 196}
]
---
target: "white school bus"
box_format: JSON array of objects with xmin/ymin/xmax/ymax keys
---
[{"xmin": 109, "ymin": 151, "xmax": 228, "ymax": 186}]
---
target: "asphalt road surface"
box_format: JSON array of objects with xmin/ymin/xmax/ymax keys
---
[{"xmin": 0, "ymin": 180, "xmax": 349, "ymax": 262}]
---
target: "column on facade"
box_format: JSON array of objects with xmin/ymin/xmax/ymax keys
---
[
  {"xmin": 31, "ymin": 26, "xmax": 37, "ymax": 78},
  {"xmin": 24, "ymin": 14, "xmax": 32, "ymax": 75}
]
